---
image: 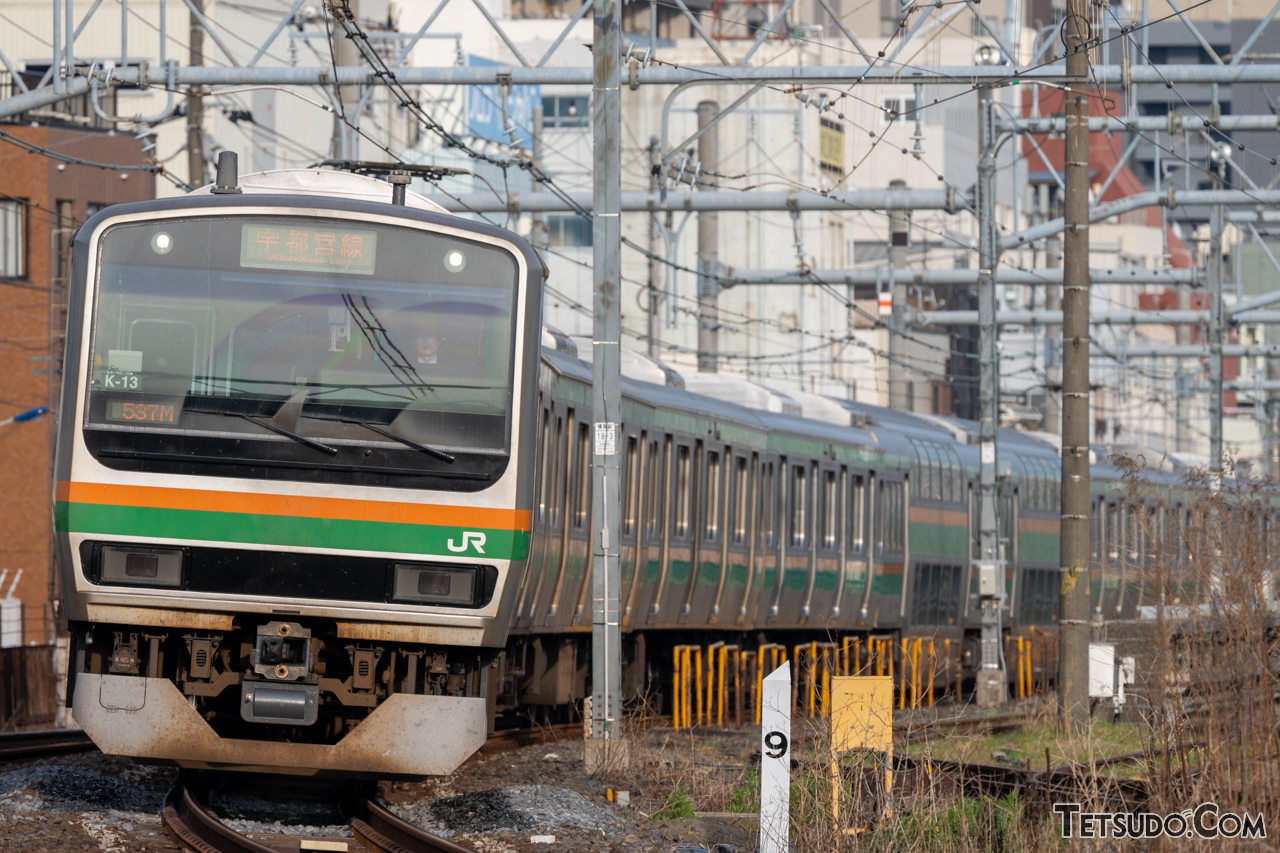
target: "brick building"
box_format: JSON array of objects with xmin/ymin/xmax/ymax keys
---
[{"xmin": 0, "ymin": 124, "xmax": 154, "ymax": 650}]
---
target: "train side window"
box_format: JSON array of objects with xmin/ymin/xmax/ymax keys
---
[
  {"xmin": 573, "ymin": 422, "xmax": 590, "ymax": 529},
  {"xmin": 970, "ymin": 485, "xmax": 980, "ymax": 557},
  {"xmin": 537, "ymin": 408, "xmax": 550, "ymax": 524},
  {"xmin": 731, "ymin": 456, "xmax": 749, "ymax": 545},
  {"xmin": 878, "ymin": 479, "xmax": 904, "ymax": 554},
  {"xmin": 788, "ymin": 463, "xmax": 808, "ymax": 549},
  {"xmin": 704, "ymin": 450, "xmax": 721, "ymax": 542},
  {"xmin": 760, "ymin": 460, "xmax": 776, "ymax": 548},
  {"xmin": 644, "ymin": 439, "xmax": 663, "ymax": 538},
  {"xmin": 622, "ymin": 436, "xmax": 638, "ymax": 536},
  {"xmin": 674, "ymin": 444, "xmax": 691, "ymax": 538},
  {"xmin": 847, "ymin": 474, "xmax": 865, "ymax": 552},
  {"xmin": 550, "ymin": 416, "xmax": 565, "ymax": 529},
  {"xmin": 999, "ymin": 493, "xmax": 1016, "ymax": 562},
  {"xmin": 821, "ymin": 469, "xmax": 838, "ymax": 550}
]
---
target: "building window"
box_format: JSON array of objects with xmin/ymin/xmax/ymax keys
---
[
  {"xmin": 543, "ymin": 95, "xmax": 589, "ymax": 128},
  {"xmin": 0, "ymin": 200, "xmax": 26, "ymax": 278},
  {"xmin": 87, "ymin": 202, "xmax": 108, "ymax": 217},
  {"xmin": 546, "ymin": 214, "xmax": 592, "ymax": 247}
]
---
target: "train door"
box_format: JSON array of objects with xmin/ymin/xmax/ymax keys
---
[
  {"xmin": 651, "ymin": 435, "xmax": 695, "ymax": 626},
  {"xmin": 544, "ymin": 415, "xmax": 590, "ymax": 629},
  {"xmin": 715, "ymin": 450, "xmax": 753, "ymax": 623},
  {"xmin": 873, "ymin": 473, "xmax": 906, "ymax": 627},
  {"xmin": 802, "ymin": 461, "xmax": 841, "ymax": 623},
  {"xmin": 645, "ymin": 434, "xmax": 675, "ymax": 623},
  {"xmin": 769, "ymin": 456, "xmax": 814, "ymax": 624},
  {"xmin": 627, "ymin": 432, "xmax": 664, "ymax": 623},
  {"xmin": 681, "ymin": 439, "xmax": 725, "ymax": 625},
  {"xmin": 751, "ymin": 455, "xmax": 781, "ymax": 625},
  {"xmin": 835, "ymin": 468, "xmax": 868, "ymax": 626},
  {"xmin": 619, "ymin": 428, "xmax": 644, "ymax": 629},
  {"xmin": 521, "ymin": 400, "xmax": 568, "ymax": 629}
]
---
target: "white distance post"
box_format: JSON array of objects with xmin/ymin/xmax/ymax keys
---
[{"xmin": 760, "ymin": 663, "xmax": 792, "ymax": 853}]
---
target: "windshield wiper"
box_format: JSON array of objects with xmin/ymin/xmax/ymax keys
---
[
  {"xmin": 238, "ymin": 413, "xmax": 339, "ymax": 456},
  {"xmin": 352, "ymin": 421, "xmax": 455, "ymax": 463},
  {"xmin": 183, "ymin": 398, "xmax": 339, "ymax": 457}
]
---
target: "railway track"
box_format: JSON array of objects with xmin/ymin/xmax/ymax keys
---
[
  {"xmin": 162, "ymin": 781, "xmax": 476, "ymax": 853},
  {"xmin": 160, "ymin": 724, "xmax": 583, "ymax": 853},
  {"xmin": 0, "ymin": 727, "xmax": 95, "ymax": 761}
]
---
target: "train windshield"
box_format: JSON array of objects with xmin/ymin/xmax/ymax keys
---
[{"xmin": 84, "ymin": 215, "xmax": 521, "ymax": 482}]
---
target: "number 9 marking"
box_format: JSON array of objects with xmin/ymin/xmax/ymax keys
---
[{"xmin": 764, "ymin": 731, "xmax": 789, "ymax": 759}]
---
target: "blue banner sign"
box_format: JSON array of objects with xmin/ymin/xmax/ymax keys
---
[{"xmin": 467, "ymin": 56, "xmax": 540, "ymax": 148}]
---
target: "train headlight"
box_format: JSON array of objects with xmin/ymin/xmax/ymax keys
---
[
  {"xmin": 151, "ymin": 232, "xmax": 174, "ymax": 255},
  {"xmin": 443, "ymin": 249, "xmax": 467, "ymax": 272},
  {"xmin": 99, "ymin": 546, "xmax": 184, "ymax": 588},
  {"xmin": 392, "ymin": 563, "xmax": 480, "ymax": 606}
]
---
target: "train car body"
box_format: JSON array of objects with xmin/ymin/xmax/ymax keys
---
[
  {"xmin": 493, "ymin": 342, "xmax": 1071, "ymax": 721},
  {"xmin": 56, "ymin": 169, "xmax": 544, "ymax": 778}
]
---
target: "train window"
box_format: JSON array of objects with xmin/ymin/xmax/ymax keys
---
[
  {"xmin": 550, "ymin": 416, "xmax": 565, "ymax": 528},
  {"xmin": 999, "ymin": 493, "xmax": 1016, "ymax": 562},
  {"xmin": 645, "ymin": 439, "xmax": 662, "ymax": 538},
  {"xmin": 788, "ymin": 464, "xmax": 808, "ymax": 549},
  {"xmin": 912, "ymin": 563, "xmax": 963, "ymax": 625},
  {"xmin": 821, "ymin": 470, "xmax": 838, "ymax": 550},
  {"xmin": 760, "ymin": 461, "xmax": 777, "ymax": 548},
  {"xmin": 847, "ymin": 474, "xmax": 865, "ymax": 552},
  {"xmin": 86, "ymin": 216, "xmax": 522, "ymax": 473},
  {"xmin": 623, "ymin": 436, "xmax": 638, "ymax": 536},
  {"xmin": 878, "ymin": 480, "xmax": 904, "ymax": 554},
  {"xmin": 970, "ymin": 485, "xmax": 981, "ymax": 558},
  {"xmin": 573, "ymin": 423, "xmax": 590, "ymax": 529},
  {"xmin": 674, "ymin": 444, "xmax": 691, "ymax": 538},
  {"xmin": 731, "ymin": 456, "xmax": 749, "ymax": 545},
  {"xmin": 704, "ymin": 451, "xmax": 721, "ymax": 542},
  {"xmin": 537, "ymin": 408, "xmax": 550, "ymax": 524}
]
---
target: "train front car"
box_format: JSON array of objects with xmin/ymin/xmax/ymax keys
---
[{"xmin": 54, "ymin": 171, "xmax": 543, "ymax": 778}]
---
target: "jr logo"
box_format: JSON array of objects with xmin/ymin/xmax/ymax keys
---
[{"xmin": 447, "ymin": 531, "xmax": 487, "ymax": 554}]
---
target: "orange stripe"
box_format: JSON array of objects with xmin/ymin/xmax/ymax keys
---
[{"xmin": 58, "ymin": 481, "xmax": 530, "ymax": 531}]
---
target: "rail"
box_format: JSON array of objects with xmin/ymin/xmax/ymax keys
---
[{"xmin": 0, "ymin": 728, "xmax": 95, "ymax": 761}]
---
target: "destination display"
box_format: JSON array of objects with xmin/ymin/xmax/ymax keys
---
[
  {"xmin": 240, "ymin": 223, "xmax": 377, "ymax": 275},
  {"xmin": 107, "ymin": 400, "xmax": 178, "ymax": 423}
]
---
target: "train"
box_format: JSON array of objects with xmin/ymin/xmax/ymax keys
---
[{"xmin": 54, "ymin": 161, "xmax": 1180, "ymax": 779}]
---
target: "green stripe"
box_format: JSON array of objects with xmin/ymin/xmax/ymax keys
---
[
  {"xmin": 909, "ymin": 520, "xmax": 968, "ymax": 558},
  {"xmin": 56, "ymin": 501, "xmax": 530, "ymax": 561},
  {"xmin": 871, "ymin": 573, "xmax": 902, "ymax": 595}
]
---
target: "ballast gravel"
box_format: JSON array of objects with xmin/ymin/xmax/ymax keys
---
[{"xmin": 390, "ymin": 784, "xmax": 622, "ymax": 836}]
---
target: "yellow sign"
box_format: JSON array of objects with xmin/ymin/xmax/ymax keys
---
[
  {"xmin": 819, "ymin": 117, "xmax": 845, "ymax": 174},
  {"xmin": 832, "ymin": 676, "xmax": 893, "ymax": 752}
]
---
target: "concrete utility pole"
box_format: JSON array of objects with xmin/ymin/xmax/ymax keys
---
[
  {"xmin": 1268, "ymin": 357, "xmax": 1280, "ymax": 479},
  {"xmin": 1175, "ymin": 283, "xmax": 1192, "ymax": 452},
  {"xmin": 331, "ymin": 0, "xmax": 360, "ymax": 159},
  {"xmin": 1058, "ymin": 0, "xmax": 1092, "ymax": 734},
  {"xmin": 187, "ymin": 0, "xmax": 207, "ymax": 188},
  {"xmin": 1045, "ymin": 235, "xmax": 1062, "ymax": 434},
  {"xmin": 696, "ymin": 101, "xmax": 719, "ymax": 372},
  {"xmin": 888, "ymin": 179, "xmax": 910, "ymax": 411},
  {"xmin": 647, "ymin": 135, "xmax": 662, "ymax": 360},
  {"xmin": 974, "ymin": 84, "xmax": 1005, "ymax": 708},
  {"xmin": 585, "ymin": 0, "xmax": 624, "ymax": 772}
]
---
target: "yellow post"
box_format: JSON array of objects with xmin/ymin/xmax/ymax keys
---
[
  {"xmin": 911, "ymin": 639, "xmax": 921, "ymax": 709},
  {"xmin": 1026, "ymin": 638, "xmax": 1034, "ymax": 697},
  {"xmin": 943, "ymin": 638, "xmax": 951, "ymax": 698},
  {"xmin": 694, "ymin": 647, "xmax": 704, "ymax": 726},
  {"xmin": 1018, "ymin": 636, "xmax": 1026, "ymax": 700},
  {"xmin": 808, "ymin": 641, "xmax": 818, "ymax": 717},
  {"xmin": 927, "ymin": 639, "xmax": 935, "ymax": 707},
  {"xmin": 717, "ymin": 646, "xmax": 727, "ymax": 726},
  {"xmin": 897, "ymin": 639, "xmax": 905, "ymax": 710},
  {"xmin": 672, "ymin": 647, "xmax": 681, "ymax": 730}
]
